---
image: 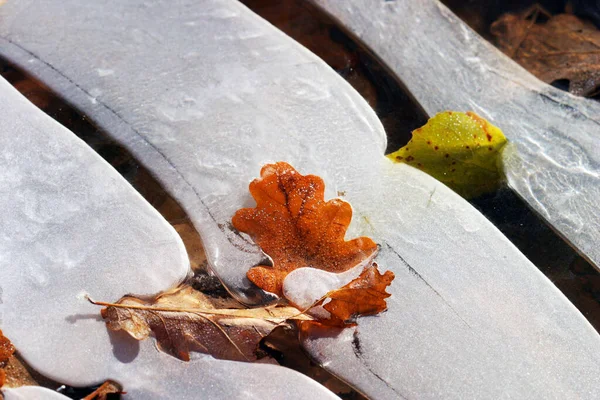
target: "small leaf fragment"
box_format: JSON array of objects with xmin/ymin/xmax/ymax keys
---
[
  {"xmin": 232, "ymin": 162, "xmax": 377, "ymax": 296},
  {"xmin": 0, "ymin": 329, "xmax": 15, "ymax": 388},
  {"xmin": 322, "ymin": 263, "xmax": 394, "ymax": 326},
  {"xmin": 388, "ymin": 111, "xmax": 507, "ymax": 198},
  {"xmin": 98, "ymin": 285, "xmax": 309, "ymax": 362},
  {"xmin": 307, "ymin": 263, "xmax": 394, "ymax": 327},
  {"xmin": 81, "ymin": 380, "xmax": 123, "ymax": 400}
]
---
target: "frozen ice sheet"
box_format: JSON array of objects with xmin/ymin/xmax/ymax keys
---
[
  {"xmin": 311, "ymin": 0, "xmax": 600, "ymax": 271},
  {"xmin": 0, "ymin": 0, "xmax": 599, "ymax": 398},
  {"xmin": 0, "ymin": 77, "xmax": 337, "ymax": 399},
  {"xmin": 0, "ymin": 0, "xmax": 386, "ymax": 305},
  {"xmin": 3, "ymin": 387, "xmax": 71, "ymax": 400}
]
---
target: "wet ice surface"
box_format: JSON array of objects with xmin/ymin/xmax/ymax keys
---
[
  {"xmin": 283, "ymin": 255, "xmax": 374, "ymax": 313},
  {"xmin": 3, "ymin": 386, "xmax": 71, "ymax": 400},
  {"xmin": 0, "ymin": 0, "xmax": 386, "ymax": 305},
  {"xmin": 310, "ymin": 0, "xmax": 600, "ymax": 272},
  {"xmin": 0, "ymin": 76, "xmax": 179, "ymax": 384},
  {"xmin": 0, "ymin": 0, "xmax": 599, "ymax": 398},
  {"xmin": 302, "ymin": 161, "xmax": 600, "ymax": 399},
  {"xmin": 3, "ymin": 349, "xmax": 337, "ymax": 400},
  {"xmin": 0, "ymin": 78, "xmax": 338, "ymax": 399}
]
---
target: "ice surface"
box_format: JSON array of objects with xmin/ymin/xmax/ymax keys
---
[
  {"xmin": 3, "ymin": 387, "xmax": 71, "ymax": 400},
  {"xmin": 0, "ymin": 0, "xmax": 386, "ymax": 305},
  {"xmin": 0, "ymin": 0, "xmax": 599, "ymax": 398},
  {"xmin": 302, "ymin": 160, "xmax": 600, "ymax": 399},
  {"xmin": 311, "ymin": 0, "xmax": 600, "ymax": 271},
  {"xmin": 283, "ymin": 255, "xmax": 374, "ymax": 312},
  {"xmin": 0, "ymin": 78, "xmax": 337, "ymax": 399}
]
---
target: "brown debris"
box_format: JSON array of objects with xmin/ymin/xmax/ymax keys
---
[
  {"xmin": 492, "ymin": 5, "xmax": 600, "ymax": 97},
  {"xmin": 97, "ymin": 285, "xmax": 309, "ymax": 362}
]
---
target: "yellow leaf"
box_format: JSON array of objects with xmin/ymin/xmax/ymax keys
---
[{"xmin": 387, "ymin": 111, "xmax": 507, "ymax": 198}]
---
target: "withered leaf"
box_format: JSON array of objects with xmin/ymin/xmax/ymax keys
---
[
  {"xmin": 232, "ymin": 162, "xmax": 377, "ymax": 296},
  {"xmin": 0, "ymin": 329, "xmax": 15, "ymax": 388},
  {"xmin": 0, "ymin": 330, "xmax": 14, "ymax": 364},
  {"xmin": 306, "ymin": 263, "xmax": 394, "ymax": 328},
  {"xmin": 81, "ymin": 380, "xmax": 123, "ymax": 400},
  {"xmin": 492, "ymin": 8, "xmax": 600, "ymax": 97},
  {"xmin": 97, "ymin": 285, "xmax": 310, "ymax": 362}
]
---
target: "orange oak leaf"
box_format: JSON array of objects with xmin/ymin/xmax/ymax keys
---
[
  {"xmin": 320, "ymin": 263, "xmax": 394, "ymax": 326},
  {"xmin": 299, "ymin": 263, "xmax": 394, "ymax": 329},
  {"xmin": 232, "ymin": 162, "xmax": 377, "ymax": 296}
]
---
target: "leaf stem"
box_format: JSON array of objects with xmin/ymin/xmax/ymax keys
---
[{"xmin": 86, "ymin": 295, "xmax": 309, "ymax": 323}]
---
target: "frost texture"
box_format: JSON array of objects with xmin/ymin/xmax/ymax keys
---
[
  {"xmin": 3, "ymin": 387, "xmax": 71, "ymax": 400},
  {"xmin": 0, "ymin": 79, "xmax": 337, "ymax": 399},
  {"xmin": 0, "ymin": 0, "xmax": 386, "ymax": 305},
  {"xmin": 311, "ymin": 0, "xmax": 600, "ymax": 271},
  {"xmin": 0, "ymin": 0, "xmax": 599, "ymax": 398}
]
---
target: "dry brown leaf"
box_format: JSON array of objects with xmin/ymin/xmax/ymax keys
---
[
  {"xmin": 96, "ymin": 285, "xmax": 311, "ymax": 362},
  {"xmin": 0, "ymin": 329, "xmax": 15, "ymax": 388},
  {"xmin": 232, "ymin": 162, "xmax": 377, "ymax": 296},
  {"xmin": 0, "ymin": 330, "xmax": 14, "ymax": 363},
  {"xmin": 1, "ymin": 356, "xmax": 47, "ymax": 389},
  {"xmin": 81, "ymin": 380, "xmax": 123, "ymax": 400},
  {"xmin": 492, "ymin": 7, "xmax": 600, "ymax": 96},
  {"xmin": 320, "ymin": 263, "xmax": 394, "ymax": 326},
  {"xmin": 299, "ymin": 263, "xmax": 394, "ymax": 329},
  {"xmin": 94, "ymin": 162, "xmax": 393, "ymax": 366}
]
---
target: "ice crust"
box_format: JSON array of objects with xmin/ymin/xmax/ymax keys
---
[
  {"xmin": 0, "ymin": 0, "xmax": 598, "ymax": 398},
  {"xmin": 0, "ymin": 78, "xmax": 337, "ymax": 399},
  {"xmin": 0, "ymin": 0, "xmax": 386, "ymax": 305},
  {"xmin": 3, "ymin": 386, "xmax": 71, "ymax": 400},
  {"xmin": 311, "ymin": 0, "xmax": 600, "ymax": 272}
]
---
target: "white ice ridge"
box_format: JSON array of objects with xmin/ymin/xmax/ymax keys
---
[
  {"xmin": 311, "ymin": 0, "xmax": 600, "ymax": 272},
  {"xmin": 0, "ymin": 0, "xmax": 386, "ymax": 305},
  {"xmin": 0, "ymin": 76, "xmax": 337, "ymax": 399},
  {"xmin": 0, "ymin": 0, "xmax": 599, "ymax": 398},
  {"xmin": 3, "ymin": 387, "xmax": 71, "ymax": 400}
]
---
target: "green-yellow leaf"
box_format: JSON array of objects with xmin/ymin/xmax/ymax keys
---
[{"xmin": 387, "ymin": 111, "xmax": 507, "ymax": 198}]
